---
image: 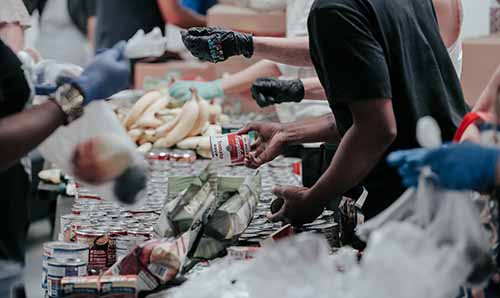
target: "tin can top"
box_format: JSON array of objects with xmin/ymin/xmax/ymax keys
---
[{"xmin": 47, "ymin": 257, "xmax": 86, "ymax": 267}]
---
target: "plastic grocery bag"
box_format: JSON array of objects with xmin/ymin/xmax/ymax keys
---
[
  {"xmin": 169, "ymin": 226, "xmax": 487, "ymax": 298},
  {"xmin": 37, "ymin": 101, "xmax": 147, "ymax": 204},
  {"xmin": 358, "ymin": 173, "xmax": 494, "ymax": 287}
]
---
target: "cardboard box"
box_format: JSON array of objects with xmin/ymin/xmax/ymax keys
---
[
  {"xmin": 461, "ymin": 33, "xmax": 500, "ymax": 105},
  {"xmin": 134, "ymin": 61, "xmax": 216, "ymax": 90},
  {"xmin": 207, "ymin": 4, "xmax": 286, "ymax": 37}
]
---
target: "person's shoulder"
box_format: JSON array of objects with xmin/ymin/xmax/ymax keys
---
[
  {"xmin": 309, "ymin": 0, "xmax": 365, "ymax": 16},
  {"xmin": 310, "ymin": 0, "xmax": 357, "ymax": 10}
]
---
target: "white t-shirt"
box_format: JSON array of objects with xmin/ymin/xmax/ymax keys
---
[
  {"xmin": 275, "ymin": 0, "xmax": 331, "ymax": 124},
  {"xmin": 36, "ymin": 0, "xmax": 92, "ymax": 67},
  {"xmin": 0, "ymin": 0, "xmax": 31, "ymax": 29},
  {"xmin": 446, "ymin": 0, "xmax": 464, "ymax": 78}
]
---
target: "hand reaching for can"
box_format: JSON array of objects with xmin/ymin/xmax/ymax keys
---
[
  {"xmin": 238, "ymin": 122, "xmax": 287, "ymax": 169},
  {"xmin": 268, "ymin": 186, "xmax": 325, "ymax": 226}
]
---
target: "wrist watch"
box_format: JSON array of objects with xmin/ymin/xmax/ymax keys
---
[{"xmin": 51, "ymin": 83, "xmax": 84, "ymax": 124}]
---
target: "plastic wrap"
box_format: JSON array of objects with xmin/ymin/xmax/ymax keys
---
[
  {"xmin": 37, "ymin": 101, "xmax": 147, "ymax": 205},
  {"xmin": 154, "ymin": 164, "xmax": 261, "ymax": 261}
]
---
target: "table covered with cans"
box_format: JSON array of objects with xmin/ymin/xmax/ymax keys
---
[{"xmin": 43, "ymin": 148, "xmax": 340, "ymax": 298}]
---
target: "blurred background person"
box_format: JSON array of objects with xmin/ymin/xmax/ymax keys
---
[
  {"xmin": 94, "ymin": 0, "xmax": 216, "ymax": 51},
  {"xmin": 0, "ymin": 0, "xmax": 30, "ymax": 51},
  {"xmin": 26, "ymin": 0, "xmax": 97, "ymax": 67},
  {"xmin": 0, "ymin": 0, "xmax": 33, "ymax": 269}
]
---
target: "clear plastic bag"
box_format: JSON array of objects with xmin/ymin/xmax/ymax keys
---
[
  {"xmin": 37, "ymin": 101, "xmax": 147, "ymax": 205},
  {"xmin": 358, "ymin": 173, "xmax": 494, "ymax": 287},
  {"xmin": 125, "ymin": 27, "xmax": 168, "ymax": 59}
]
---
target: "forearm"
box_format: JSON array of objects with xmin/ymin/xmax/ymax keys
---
[
  {"xmin": 309, "ymin": 122, "xmax": 395, "ymax": 205},
  {"xmin": 252, "ymin": 37, "xmax": 312, "ymax": 67},
  {"xmin": 220, "ymin": 60, "xmax": 282, "ymax": 95},
  {"xmin": 87, "ymin": 16, "xmax": 96, "ymax": 49},
  {"xmin": 0, "ymin": 101, "xmax": 66, "ymax": 171},
  {"xmin": 473, "ymin": 66, "xmax": 500, "ymax": 113},
  {"xmin": 157, "ymin": 0, "xmax": 206, "ymax": 28},
  {"xmin": 283, "ymin": 114, "xmax": 340, "ymax": 144},
  {"xmin": 0, "ymin": 23, "xmax": 24, "ymax": 52},
  {"xmin": 302, "ymin": 77, "xmax": 327, "ymax": 100}
]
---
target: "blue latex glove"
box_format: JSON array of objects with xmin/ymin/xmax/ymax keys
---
[
  {"xmin": 387, "ymin": 143, "xmax": 500, "ymax": 191},
  {"xmin": 71, "ymin": 41, "xmax": 131, "ymax": 105},
  {"xmin": 168, "ymin": 80, "xmax": 223, "ymax": 101}
]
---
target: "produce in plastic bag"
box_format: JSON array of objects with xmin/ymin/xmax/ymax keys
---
[
  {"xmin": 154, "ymin": 164, "xmax": 261, "ymax": 260},
  {"xmin": 38, "ymin": 101, "xmax": 148, "ymax": 205},
  {"xmin": 105, "ymin": 234, "xmax": 189, "ymax": 292}
]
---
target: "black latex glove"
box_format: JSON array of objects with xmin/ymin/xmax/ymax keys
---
[
  {"xmin": 251, "ymin": 78, "xmax": 305, "ymax": 107},
  {"xmin": 180, "ymin": 27, "xmax": 253, "ymax": 63}
]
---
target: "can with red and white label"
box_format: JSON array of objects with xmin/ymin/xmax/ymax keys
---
[{"xmin": 209, "ymin": 132, "xmax": 256, "ymax": 165}]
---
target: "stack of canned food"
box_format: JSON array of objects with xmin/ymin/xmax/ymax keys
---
[
  {"xmin": 42, "ymin": 242, "xmax": 89, "ymax": 297},
  {"xmin": 47, "ymin": 147, "xmax": 340, "ymax": 296}
]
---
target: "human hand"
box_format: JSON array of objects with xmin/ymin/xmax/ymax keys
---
[
  {"xmin": 33, "ymin": 60, "xmax": 83, "ymax": 95},
  {"xmin": 181, "ymin": 27, "xmax": 253, "ymax": 63},
  {"xmin": 71, "ymin": 136, "xmax": 132, "ymax": 185},
  {"xmin": 268, "ymin": 186, "xmax": 324, "ymax": 225},
  {"xmin": 71, "ymin": 41, "xmax": 131, "ymax": 105},
  {"xmin": 169, "ymin": 80, "xmax": 224, "ymax": 101},
  {"xmin": 238, "ymin": 122, "xmax": 287, "ymax": 168},
  {"xmin": 387, "ymin": 143, "xmax": 500, "ymax": 191},
  {"xmin": 251, "ymin": 78, "xmax": 304, "ymax": 107}
]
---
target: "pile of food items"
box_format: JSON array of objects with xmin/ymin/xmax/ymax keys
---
[{"xmin": 117, "ymin": 87, "xmax": 226, "ymax": 157}]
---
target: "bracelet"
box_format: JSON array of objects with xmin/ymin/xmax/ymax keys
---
[{"xmin": 51, "ymin": 84, "xmax": 84, "ymax": 124}]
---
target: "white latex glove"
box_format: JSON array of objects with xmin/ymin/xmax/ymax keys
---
[{"xmin": 125, "ymin": 27, "xmax": 168, "ymax": 59}]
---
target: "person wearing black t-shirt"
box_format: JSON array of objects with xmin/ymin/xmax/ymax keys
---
[
  {"xmin": 0, "ymin": 39, "xmax": 131, "ymax": 267},
  {"xmin": 180, "ymin": 0, "xmax": 468, "ymax": 224},
  {"xmin": 299, "ymin": 0, "xmax": 468, "ymax": 221}
]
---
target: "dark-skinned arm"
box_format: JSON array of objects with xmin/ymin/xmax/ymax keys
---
[
  {"xmin": 309, "ymin": 98, "xmax": 397, "ymax": 205},
  {"xmin": 0, "ymin": 101, "xmax": 66, "ymax": 171}
]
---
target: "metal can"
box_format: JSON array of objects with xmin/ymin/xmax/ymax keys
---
[
  {"xmin": 60, "ymin": 214, "xmax": 85, "ymax": 242},
  {"xmin": 128, "ymin": 228, "xmax": 151, "ymax": 244},
  {"xmin": 60, "ymin": 276, "xmax": 100, "ymax": 298},
  {"xmin": 221, "ymin": 122, "xmax": 244, "ymax": 134},
  {"xmin": 170, "ymin": 149, "xmax": 197, "ymax": 163},
  {"xmin": 46, "ymin": 258, "xmax": 87, "ymax": 298},
  {"xmin": 314, "ymin": 223, "xmax": 340, "ymax": 248},
  {"xmin": 42, "ymin": 242, "xmax": 88, "ymax": 290},
  {"xmin": 75, "ymin": 229, "xmax": 109, "ymax": 274},
  {"xmin": 100, "ymin": 275, "xmax": 137, "ymax": 298},
  {"xmin": 115, "ymin": 235, "xmax": 136, "ymax": 260},
  {"xmin": 227, "ymin": 246, "xmax": 260, "ymax": 261},
  {"xmin": 70, "ymin": 221, "xmax": 93, "ymax": 243},
  {"xmin": 269, "ymin": 157, "xmax": 302, "ymax": 176},
  {"xmin": 106, "ymin": 227, "xmax": 127, "ymax": 268},
  {"xmin": 209, "ymin": 132, "xmax": 256, "ymax": 165}
]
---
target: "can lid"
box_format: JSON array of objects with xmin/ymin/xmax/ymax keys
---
[
  {"xmin": 43, "ymin": 241, "xmax": 89, "ymax": 251},
  {"xmin": 48, "ymin": 257, "xmax": 86, "ymax": 267}
]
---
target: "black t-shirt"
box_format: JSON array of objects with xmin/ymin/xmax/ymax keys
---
[
  {"xmin": 95, "ymin": 0, "xmax": 165, "ymax": 50},
  {"xmin": 0, "ymin": 40, "xmax": 31, "ymax": 118},
  {"xmin": 308, "ymin": 0, "xmax": 468, "ymax": 219}
]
